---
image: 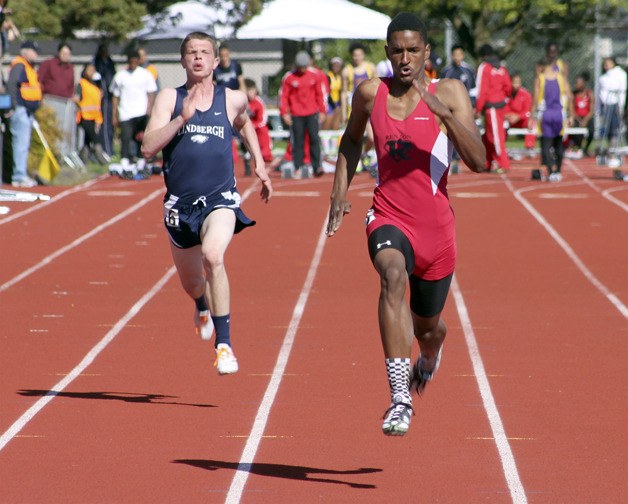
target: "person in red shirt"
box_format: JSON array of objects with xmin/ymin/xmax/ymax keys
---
[
  {"xmin": 475, "ymin": 44, "xmax": 512, "ymax": 172},
  {"xmin": 244, "ymin": 78, "xmax": 274, "ymax": 166},
  {"xmin": 568, "ymin": 72, "xmax": 595, "ymax": 158},
  {"xmin": 38, "ymin": 42, "xmax": 75, "ymax": 99},
  {"xmin": 504, "ymin": 72, "xmax": 535, "ymax": 152},
  {"xmin": 280, "ymin": 50, "xmax": 326, "ymax": 177}
]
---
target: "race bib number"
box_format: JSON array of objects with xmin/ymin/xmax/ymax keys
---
[{"xmin": 165, "ymin": 207, "xmax": 180, "ymax": 228}]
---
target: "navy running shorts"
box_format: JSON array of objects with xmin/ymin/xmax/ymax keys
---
[{"xmin": 163, "ymin": 189, "xmax": 255, "ymax": 249}]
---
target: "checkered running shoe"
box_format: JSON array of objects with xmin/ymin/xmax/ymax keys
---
[
  {"xmin": 382, "ymin": 394, "xmax": 413, "ymax": 436},
  {"xmin": 409, "ymin": 345, "xmax": 443, "ymax": 397},
  {"xmin": 194, "ymin": 309, "xmax": 214, "ymax": 341},
  {"xmin": 214, "ymin": 343, "xmax": 239, "ymax": 375}
]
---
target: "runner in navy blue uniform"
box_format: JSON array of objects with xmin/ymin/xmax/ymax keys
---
[{"xmin": 142, "ymin": 32, "xmax": 272, "ymax": 375}]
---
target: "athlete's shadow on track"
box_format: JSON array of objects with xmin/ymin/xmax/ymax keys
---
[
  {"xmin": 17, "ymin": 390, "xmax": 215, "ymax": 408},
  {"xmin": 173, "ymin": 459, "xmax": 382, "ymax": 489}
]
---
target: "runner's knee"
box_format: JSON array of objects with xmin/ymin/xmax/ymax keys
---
[{"xmin": 379, "ymin": 263, "xmax": 407, "ymax": 298}]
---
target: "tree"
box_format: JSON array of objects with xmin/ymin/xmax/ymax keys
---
[
  {"xmin": 356, "ymin": 0, "xmax": 625, "ymax": 59},
  {"xmin": 10, "ymin": 0, "xmax": 266, "ymax": 41},
  {"xmin": 13, "ymin": 0, "xmax": 147, "ymax": 41}
]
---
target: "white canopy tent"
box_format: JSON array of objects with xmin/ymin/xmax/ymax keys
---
[
  {"xmin": 237, "ymin": 0, "xmax": 391, "ymax": 41},
  {"xmin": 135, "ymin": 1, "xmax": 236, "ymax": 40}
]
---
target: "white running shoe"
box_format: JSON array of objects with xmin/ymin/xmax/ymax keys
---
[
  {"xmin": 409, "ymin": 345, "xmax": 443, "ymax": 397},
  {"xmin": 382, "ymin": 394, "xmax": 413, "ymax": 436},
  {"xmin": 607, "ymin": 157, "xmax": 621, "ymax": 169},
  {"xmin": 214, "ymin": 344, "xmax": 239, "ymax": 375},
  {"xmin": 11, "ymin": 177, "xmax": 38, "ymax": 188},
  {"xmin": 194, "ymin": 309, "xmax": 214, "ymax": 341}
]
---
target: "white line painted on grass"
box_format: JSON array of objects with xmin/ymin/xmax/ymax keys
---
[
  {"xmin": 0, "ymin": 266, "xmax": 176, "ymax": 452},
  {"xmin": 502, "ymin": 177, "xmax": 627, "ymax": 319},
  {"xmin": 225, "ymin": 215, "xmax": 329, "ymax": 504},
  {"xmin": 451, "ymin": 274, "xmax": 528, "ymax": 504},
  {"xmin": 0, "ymin": 188, "xmax": 163, "ymax": 293}
]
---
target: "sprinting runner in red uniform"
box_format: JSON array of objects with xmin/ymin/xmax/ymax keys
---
[
  {"xmin": 368, "ymin": 78, "xmax": 455, "ymax": 281},
  {"xmin": 327, "ymin": 12, "xmax": 485, "ymax": 436}
]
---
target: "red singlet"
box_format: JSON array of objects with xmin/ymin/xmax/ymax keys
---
[{"xmin": 366, "ymin": 78, "xmax": 455, "ymax": 280}]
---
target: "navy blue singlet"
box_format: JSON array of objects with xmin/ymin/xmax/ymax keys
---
[{"xmin": 162, "ymin": 85, "xmax": 236, "ymax": 201}]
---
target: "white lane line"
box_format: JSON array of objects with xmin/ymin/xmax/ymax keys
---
[
  {"xmin": 225, "ymin": 214, "xmax": 329, "ymax": 504},
  {"xmin": 600, "ymin": 186, "xmax": 628, "ymax": 211},
  {"xmin": 0, "ymin": 175, "xmax": 108, "ymax": 225},
  {"xmin": 0, "ymin": 188, "xmax": 163, "ymax": 294},
  {"xmin": 451, "ymin": 274, "xmax": 528, "ymax": 504},
  {"xmin": 0, "ymin": 266, "xmax": 177, "ymax": 452},
  {"xmin": 0, "ymin": 178, "xmax": 262, "ymax": 452},
  {"xmin": 565, "ymin": 159, "xmax": 628, "ymax": 212},
  {"xmin": 502, "ymin": 177, "xmax": 627, "ymax": 319}
]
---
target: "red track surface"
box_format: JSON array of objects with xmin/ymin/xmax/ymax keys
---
[{"xmin": 1, "ymin": 157, "xmax": 626, "ymax": 503}]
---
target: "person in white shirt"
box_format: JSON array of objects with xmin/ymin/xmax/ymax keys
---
[
  {"xmin": 110, "ymin": 49, "xmax": 158, "ymax": 164},
  {"xmin": 598, "ymin": 56, "xmax": 627, "ymax": 153}
]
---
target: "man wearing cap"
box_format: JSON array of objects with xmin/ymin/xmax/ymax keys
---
[
  {"xmin": 6, "ymin": 40, "xmax": 42, "ymax": 187},
  {"xmin": 279, "ymin": 50, "xmax": 326, "ymax": 177}
]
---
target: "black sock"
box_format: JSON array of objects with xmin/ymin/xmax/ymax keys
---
[{"xmin": 195, "ymin": 295, "xmax": 208, "ymax": 313}]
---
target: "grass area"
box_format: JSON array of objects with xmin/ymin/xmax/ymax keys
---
[{"xmin": 51, "ymin": 160, "xmax": 110, "ymax": 186}]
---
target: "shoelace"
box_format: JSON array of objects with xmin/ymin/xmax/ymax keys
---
[
  {"xmin": 214, "ymin": 347, "xmax": 232, "ymax": 367},
  {"xmin": 384, "ymin": 403, "xmax": 413, "ymax": 424}
]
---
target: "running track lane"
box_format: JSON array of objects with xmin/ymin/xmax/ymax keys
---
[
  {"xmin": 1, "ymin": 158, "xmax": 627, "ymax": 502},
  {"xmin": 451, "ymin": 162, "xmax": 627, "ymax": 502},
  {"xmin": 0, "ymin": 174, "xmax": 346, "ymax": 501}
]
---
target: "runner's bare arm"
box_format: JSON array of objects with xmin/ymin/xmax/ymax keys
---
[
  {"xmin": 230, "ymin": 90, "xmax": 273, "ymax": 203},
  {"xmin": 141, "ymin": 87, "xmax": 188, "ymax": 159},
  {"xmin": 417, "ymin": 78, "xmax": 485, "ymax": 173},
  {"xmin": 327, "ymin": 80, "xmax": 377, "ymax": 236}
]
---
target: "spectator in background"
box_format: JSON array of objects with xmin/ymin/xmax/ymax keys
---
[
  {"xmin": 6, "ymin": 40, "xmax": 41, "ymax": 187},
  {"xmin": 341, "ymin": 42, "xmax": 376, "ymax": 125},
  {"xmin": 597, "ymin": 56, "xmax": 627, "ymax": 168},
  {"xmin": 530, "ymin": 59, "xmax": 574, "ymax": 182},
  {"xmin": 244, "ymin": 77, "xmax": 274, "ymax": 170},
  {"xmin": 441, "ymin": 45, "xmax": 475, "ymax": 106},
  {"xmin": 74, "ymin": 63, "xmax": 108, "ymax": 165},
  {"xmin": 504, "ymin": 72, "xmax": 535, "ymax": 157},
  {"xmin": 323, "ymin": 56, "xmax": 344, "ymax": 131},
  {"xmin": 542, "ymin": 41, "xmax": 569, "ymax": 79},
  {"xmin": 424, "ymin": 54, "xmax": 438, "ymax": 79},
  {"xmin": 568, "ymin": 72, "xmax": 595, "ymax": 158},
  {"xmin": 38, "ymin": 42, "xmax": 74, "ymax": 99},
  {"xmin": 94, "ymin": 43, "xmax": 116, "ymax": 156},
  {"xmin": 214, "ymin": 43, "xmax": 244, "ymax": 91},
  {"xmin": 280, "ymin": 50, "xmax": 326, "ymax": 177},
  {"xmin": 441, "ymin": 44, "xmax": 476, "ymax": 171},
  {"xmin": 0, "ymin": 1, "xmax": 20, "ymax": 58},
  {"xmin": 110, "ymin": 49, "xmax": 157, "ymax": 166},
  {"xmin": 214, "ymin": 44, "xmax": 246, "ymax": 168},
  {"xmin": 138, "ymin": 47, "xmax": 160, "ymax": 90},
  {"xmin": 341, "ymin": 42, "xmax": 376, "ymax": 173},
  {"xmin": 475, "ymin": 43, "xmax": 512, "ymax": 173}
]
